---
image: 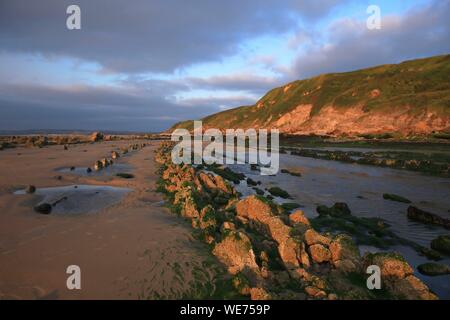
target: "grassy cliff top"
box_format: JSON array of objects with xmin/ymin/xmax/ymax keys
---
[{"xmin": 170, "ymin": 55, "xmax": 450, "ymax": 132}]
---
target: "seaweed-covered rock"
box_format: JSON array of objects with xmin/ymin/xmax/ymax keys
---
[
  {"xmin": 383, "ymin": 193, "xmax": 411, "ymax": 204},
  {"xmin": 407, "ymin": 206, "xmax": 450, "ymax": 229},
  {"xmin": 34, "ymin": 203, "xmax": 52, "ymax": 215},
  {"xmin": 431, "ymin": 235, "xmax": 450, "ymax": 254},
  {"xmin": 304, "ymin": 229, "xmax": 331, "ymax": 246},
  {"xmin": 364, "ymin": 252, "xmax": 413, "ymax": 280},
  {"xmin": 418, "ymin": 263, "xmax": 450, "ymax": 276},
  {"xmin": 363, "ymin": 252, "xmax": 437, "ymax": 299},
  {"xmin": 309, "ymin": 244, "xmax": 331, "ymax": 263},
  {"xmin": 289, "ymin": 210, "xmax": 310, "ymax": 226},
  {"xmin": 212, "ymin": 230, "xmax": 259, "ymax": 275},
  {"xmin": 317, "ymin": 203, "xmax": 351, "ymax": 218},
  {"xmin": 236, "ymin": 196, "xmax": 309, "ymax": 270},
  {"xmin": 329, "ymin": 234, "xmax": 361, "ymax": 273},
  {"xmin": 268, "ymin": 187, "xmax": 291, "ymax": 199}
]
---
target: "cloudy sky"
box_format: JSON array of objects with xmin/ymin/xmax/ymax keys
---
[{"xmin": 0, "ymin": 0, "xmax": 449, "ymax": 132}]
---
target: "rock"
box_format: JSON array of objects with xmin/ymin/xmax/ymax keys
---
[
  {"xmin": 250, "ymin": 287, "xmax": 271, "ymax": 300},
  {"xmin": 221, "ymin": 221, "xmax": 236, "ymax": 232},
  {"xmin": 232, "ymin": 273, "xmax": 251, "ymax": 296},
  {"xmin": 317, "ymin": 202, "xmax": 351, "ymax": 217},
  {"xmin": 431, "ymin": 235, "xmax": 450, "ymax": 254},
  {"xmin": 383, "ymin": 193, "xmax": 411, "ymax": 204},
  {"xmin": 64, "ymin": 145, "xmax": 68, "ymax": 150},
  {"xmin": 86, "ymin": 168, "xmax": 92, "ymax": 173},
  {"xmin": 289, "ymin": 210, "xmax": 310, "ymax": 226},
  {"xmin": 212, "ymin": 230, "xmax": 259, "ymax": 275},
  {"xmin": 328, "ymin": 293, "xmax": 338, "ymax": 300},
  {"xmin": 268, "ymin": 187, "xmax": 291, "ymax": 199},
  {"xmin": 418, "ymin": 246, "xmax": 442, "ymax": 261},
  {"xmin": 246, "ymin": 178, "xmax": 258, "ymax": 186},
  {"xmin": 364, "ymin": 252, "xmax": 413, "ymax": 280},
  {"xmin": 418, "ymin": 263, "xmax": 450, "ymax": 276},
  {"xmin": 26, "ymin": 185, "xmax": 36, "ymax": 194},
  {"xmin": 94, "ymin": 160, "xmax": 103, "ymax": 171},
  {"xmin": 198, "ymin": 205, "xmax": 217, "ymax": 231},
  {"xmin": 111, "ymin": 151, "xmax": 120, "ymax": 159},
  {"xmin": 90, "ymin": 132, "xmax": 104, "ymax": 142},
  {"xmin": 309, "ymin": 244, "xmax": 331, "ymax": 263},
  {"xmin": 304, "ymin": 229, "xmax": 331, "ymax": 246},
  {"xmin": 407, "ymin": 206, "xmax": 450, "ymax": 229},
  {"xmin": 116, "ymin": 173, "xmax": 134, "ymax": 179},
  {"xmin": 305, "ymin": 286, "xmax": 327, "ymax": 298},
  {"xmin": 391, "ymin": 275, "xmax": 438, "ymax": 300},
  {"xmin": 235, "ymin": 196, "xmax": 308, "ymax": 270},
  {"xmin": 70, "ymin": 166, "xmax": 75, "ymax": 171},
  {"xmin": 281, "ymin": 203, "xmax": 301, "ymax": 211},
  {"xmin": 329, "ymin": 234, "xmax": 361, "ymax": 272},
  {"xmin": 101, "ymin": 158, "xmax": 110, "ymax": 168},
  {"xmin": 34, "ymin": 203, "xmax": 52, "ymax": 215}
]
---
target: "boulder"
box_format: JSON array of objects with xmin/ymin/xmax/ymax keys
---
[
  {"xmin": 418, "ymin": 263, "xmax": 450, "ymax": 276},
  {"xmin": 305, "ymin": 286, "xmax": 327, "ymax": 299},
  {"xmin": 364, "ymin": 252, "xmax": 413, "ymax": 280},
  {"xmin": 309, "ymin": 244, "xmax": 331, "ymax": 263},
  {"xmin": 289, "ymin": 210, "xmax": 310, "ymax": 226},
  {"xmin": 94, "ymin": 160, "xmax": 103, "ymax": 171},
  {"xmin": 407, "ymin": 206, "xmax": 450, "ymax": 229},
  {"xmin": 212, "ymin": 231, "xmax": 259, "ymax": 275},
  {"xmin": 304, "ymin": 229, "xmax": 331, "ymax": 246},
  {"xmin": 34, "ymin": 203, "xmax": 52, "ymax": 215},
  {"xmin": 431, "ymin": 235, "xmax": 450, "ymax": 254},
  {"xmin": 383, "ymin": 193, "xmax": 411, "ymax": 204},
  {"xmin": 329, "ymin": 234, "xmax": 361, "ymax": 273},
  {"xmin": 391, "ymin": 275, "xmax": 438, "ymax": 300},
  {"xmin": 26, "ymin": 185, "xmax": 36, "ymax": 194},
  {"xmin": 90, "ymin": 132, "xmax": 104, "ymax": 142},
  {"xmin": 317, "ymin": 202, "xmax": 351, "ymax": 217}
]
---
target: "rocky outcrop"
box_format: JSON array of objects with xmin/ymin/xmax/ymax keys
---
[
  {"xmin": 155, "ymin": 142, "xmax": 439, "ymax": 301},
  {"xmin": 213, "ymin": 231, "xmax": 260, "ymax": 276},
  {"xmin": 364, "ymin": 252, "xmax": 438, "ymax": 300}
]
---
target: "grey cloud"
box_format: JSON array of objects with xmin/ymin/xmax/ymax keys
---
[
  {"xmin": 291, "ymin": 0, "xmax": 450, "ymax": 79},
  {"xmin": 0, "ymin": 0, "xmax": 347, "ymax": 73},
  {"xmin": 0, "ymin": 83, "xmax": 219, "ymax": 131}
]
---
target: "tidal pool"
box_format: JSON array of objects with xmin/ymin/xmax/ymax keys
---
[
  {"xmin": 56, "ymin": 163, "xmax": 133, "ymax": 177},
  {"xmin": 15, "ymin": 185, "xmax": 131, "ymax": 215}
]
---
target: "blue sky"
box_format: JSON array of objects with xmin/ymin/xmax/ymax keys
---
[{"xmin": 0, "ymin": 0, "xmax": 449, "ymax": 131}]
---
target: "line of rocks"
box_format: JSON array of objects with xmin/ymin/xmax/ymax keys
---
[{"xmin": 155, "ymin": 142, "xmax": 438, "ymax": 300}]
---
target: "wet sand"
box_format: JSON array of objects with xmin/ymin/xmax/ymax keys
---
[{"xmin": 0, "ymin": 141, "xmax": 220, "ymax": 299}]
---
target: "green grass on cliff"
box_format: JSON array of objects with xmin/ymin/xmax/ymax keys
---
[{"xmin": 170, "ymin": 55, "xmax": 450, "ymax": 132}]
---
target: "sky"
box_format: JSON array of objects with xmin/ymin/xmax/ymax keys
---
[{"xmin": 0, "ymin": 0, "xmax": 449, "ymax": 132}]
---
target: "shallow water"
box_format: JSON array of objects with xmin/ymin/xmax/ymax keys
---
[
  {"xmin": 227, "ymin": 148, "xmax": 450, "ymax": 298},
  {"xmin": 15, "ymin": 185, "xmax": 132, "ymax": 215},
  {"xmin": 56, "ymin": 163, "xmax": 133, "ymax": 177}
]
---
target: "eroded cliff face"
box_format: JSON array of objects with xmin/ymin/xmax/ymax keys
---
[
  {"xmin": 272, "ymin": 104, "xmax": 449, "ymax": 136},
  {"xmin": 172, "ymin": 55, "xmax": 450, "ymax": 137}
]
